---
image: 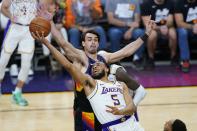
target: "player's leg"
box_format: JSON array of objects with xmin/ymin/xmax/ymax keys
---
[
  {"xmin": 0, "ymin": 49, "xmax": 12, "ymax": 94},
  {"xmin": 74, "ymin": 109, "xmax": 102, "ymax": 131},
  {"xmin": 12, "ymin": 52, "xmax": 34, "ymax": 106},
  {"xmin": 0, "ymin": 24, "xmax": 20, "ymax": 94},
  {"xmin": 12, "ymin": 29, "xmax": 35, "ymax": 106}
]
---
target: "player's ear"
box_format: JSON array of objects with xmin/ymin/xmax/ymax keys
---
[{"xmin": 82, "ymin": 41, "xmax": 85, "ymax": 47}]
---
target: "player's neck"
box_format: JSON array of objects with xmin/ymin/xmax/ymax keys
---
[
  {"xmin": 100, "ymin": 76, "xmax": 110, "ymax": 83},
  {"xmin": 85, "ymin": 51, "xmax": 97, "ymax": 61}
]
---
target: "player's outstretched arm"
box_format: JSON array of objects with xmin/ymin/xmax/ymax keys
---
[
  {"xmin": 115, "ymin": 68, "xmax": 146, "ymax": 106},
  {"xmin": 31, "ymin": 32, "xmax": 95, "ymax": 96},
  {"xmin": 50, "ymin": 22, "xmax": 86, "ymax": 64},
  {"xmin": 100, "ymin": 16, "xmax": 155, "ymax": 64}
]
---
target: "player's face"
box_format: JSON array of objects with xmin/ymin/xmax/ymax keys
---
[
  {"xmin": 163, "ymin": 119, "xmax": 174, "ymax": 131},
  {"xmin": 91, "ymin": 62, "xmax": 107, "ymax": 79},
  {"xmin": 82, "ymin": 33, "xmax": 99, "ymax": 54}
]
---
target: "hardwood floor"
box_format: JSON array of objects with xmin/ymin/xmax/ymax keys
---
[{"xmin": 0, "ymin": 87, "xmax": 196, "ymax": 131}]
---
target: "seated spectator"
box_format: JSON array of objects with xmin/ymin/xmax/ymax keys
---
[
  {"xmin": 141, "ymin": 0, "xmax": 177, "ymax": 70},
  {"xmin": 164, "ymin": 119, "xmax": 187, "ymax": 131},
  {"xmin": 65, "ymin": 0, "xmax": 107, "ymax": 50},
  {"xmin": 105, "ymin": 0, "xmax": 145, "ymax": 69},
  {"xmin": 174, "ymin": 0, "xmax": 197, "ymax": 73}
]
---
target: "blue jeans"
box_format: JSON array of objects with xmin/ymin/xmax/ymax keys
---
[
  {"xmin": 108, "ymin": 27, "xmax": 145, "ymax": 58},
  {"xmin": 177, "ymin": 28, "xmax": 197, "ymax": 61},
  {"xmin": 68, "ymin": 26, "xmax": 107, "ymax": 50}
]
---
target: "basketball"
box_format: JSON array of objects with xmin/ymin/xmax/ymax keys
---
[{"xmin": 29, "ymin": 17, "xmax": 51, "ymax": 37}]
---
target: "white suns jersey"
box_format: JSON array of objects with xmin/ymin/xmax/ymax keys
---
[
  {"xmin": 87, "ymin": 80, "xmax": 127, "ymax": 124},
  {"xmin": 10, "ymin": 0, "xmax": 37, "ymax": 25}
]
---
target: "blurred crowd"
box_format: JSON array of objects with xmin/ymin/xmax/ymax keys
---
[{"xmin": 0, "ymin": 0, "xmax": 197, "ymax": 75}]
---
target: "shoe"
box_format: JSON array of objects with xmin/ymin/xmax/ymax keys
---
[
  {"xmin": 10, "ymin": 64, "xmax": 18, "ymax": 77},
  {"xmin": 180, "ymin": 60, "xmax": 190, "ymax": 73},
  {"xmin": 12, "ymin": 91, "xmax": 28, "ymax": 106},
  {"xmin": 132, "ymin": 59, "xmax": 144, "ymax": 70},
  {"xmin": 145, "ymin": 58, "xmax": 155, "ymax": 70}
]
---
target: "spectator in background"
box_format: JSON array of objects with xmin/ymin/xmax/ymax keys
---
[
  {"xmin": 65, "ymin": 0, "xmax": 107, "ymax": 50},
  {"xmin": 164, "ymin": 119, "xmax": 187, "ymax": 131},
  {"xmin": 174, "ymin": 0, "xmax": 197, "ymax": 73},
  {"xmin": 141, "ymin": 0, "xmax": 177, "ymax": 70},
  {"xmin": 105, "ymin": 0, "xmax": 145, "ymax": 69}
]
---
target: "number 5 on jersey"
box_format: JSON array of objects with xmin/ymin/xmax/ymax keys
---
[{"xmin": 111, "ymin": 94, "xmax": 120, "ymax": 106}]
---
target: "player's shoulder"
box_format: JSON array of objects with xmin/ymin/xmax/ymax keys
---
[
  {"xmin": 98, "ymin": 50, "xmax": 111, "ymax": 62},
  {"xmin": 98, "ymin": 50, "xmax": 108, "ymax": 56}
]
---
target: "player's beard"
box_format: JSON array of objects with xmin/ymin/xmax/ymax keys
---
[{"xmin": 92, "ymin": 70, "xmax": 105, "ymax": 79}]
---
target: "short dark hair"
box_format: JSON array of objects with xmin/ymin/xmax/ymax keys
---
[
  {"xmin": 172, "ymin": 119, "xmax": 187, "ymax": 131},
  {"xmin": 81, "ymin": 30, "xmax": 100, "ymax": 42}
]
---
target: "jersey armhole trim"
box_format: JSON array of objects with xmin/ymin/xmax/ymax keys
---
[{"xmin": 87, "ymin": 82, "xmax": 98, "ymax": 100}]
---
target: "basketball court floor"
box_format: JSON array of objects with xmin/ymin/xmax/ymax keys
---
[{"xmin": 0, "ymin": 64, "xmax": 197, "ymax": 131}]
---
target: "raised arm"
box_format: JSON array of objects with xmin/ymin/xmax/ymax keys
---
[
  {"xmin": 50, "ymin": 21, "xmax": 86, "ymax": 63},
  {"xmin": 101, "ymin": 16, "xmax": 155, "ymax": 63},
  {"xmin": 32, "ymin": 32, "xmax": 96, "ymax": 96}
]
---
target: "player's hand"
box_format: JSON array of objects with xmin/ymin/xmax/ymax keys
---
[
  {"xmin": 144, "ymin": 15, "xmax": 156, "ymax": 36},
  {"xmin": 37, "ymin": 3, "xmax": 54, "ymax": 21},
  {"xmin": 31, "ymin": 31, "xmax": 48, "ymax": 44},
  {"xmin": 106, "ymin": 105, "xmax": 123, "ymax": 115}
]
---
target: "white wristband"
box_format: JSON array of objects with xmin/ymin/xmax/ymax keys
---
[
  {"xmin": 110, "ymin": 64, "xmax": 126, "ymax": 75},
  {"xmin": 133, "ymin": 85, "xmax": 147, "ymax": 106}
]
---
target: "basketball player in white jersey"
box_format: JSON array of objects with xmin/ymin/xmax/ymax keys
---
[
  {"xmin": 32, "ymin": 32, "xmax": 145, "ymax": 131},
  {"xmin": 0, "ymin": 0, "xmax": 37, "ymax": 106}
]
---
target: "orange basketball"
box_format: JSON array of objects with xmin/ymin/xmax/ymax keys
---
[{"xmin": 29, "ymin": 17, "xmax": 51, "ymax": 37}]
